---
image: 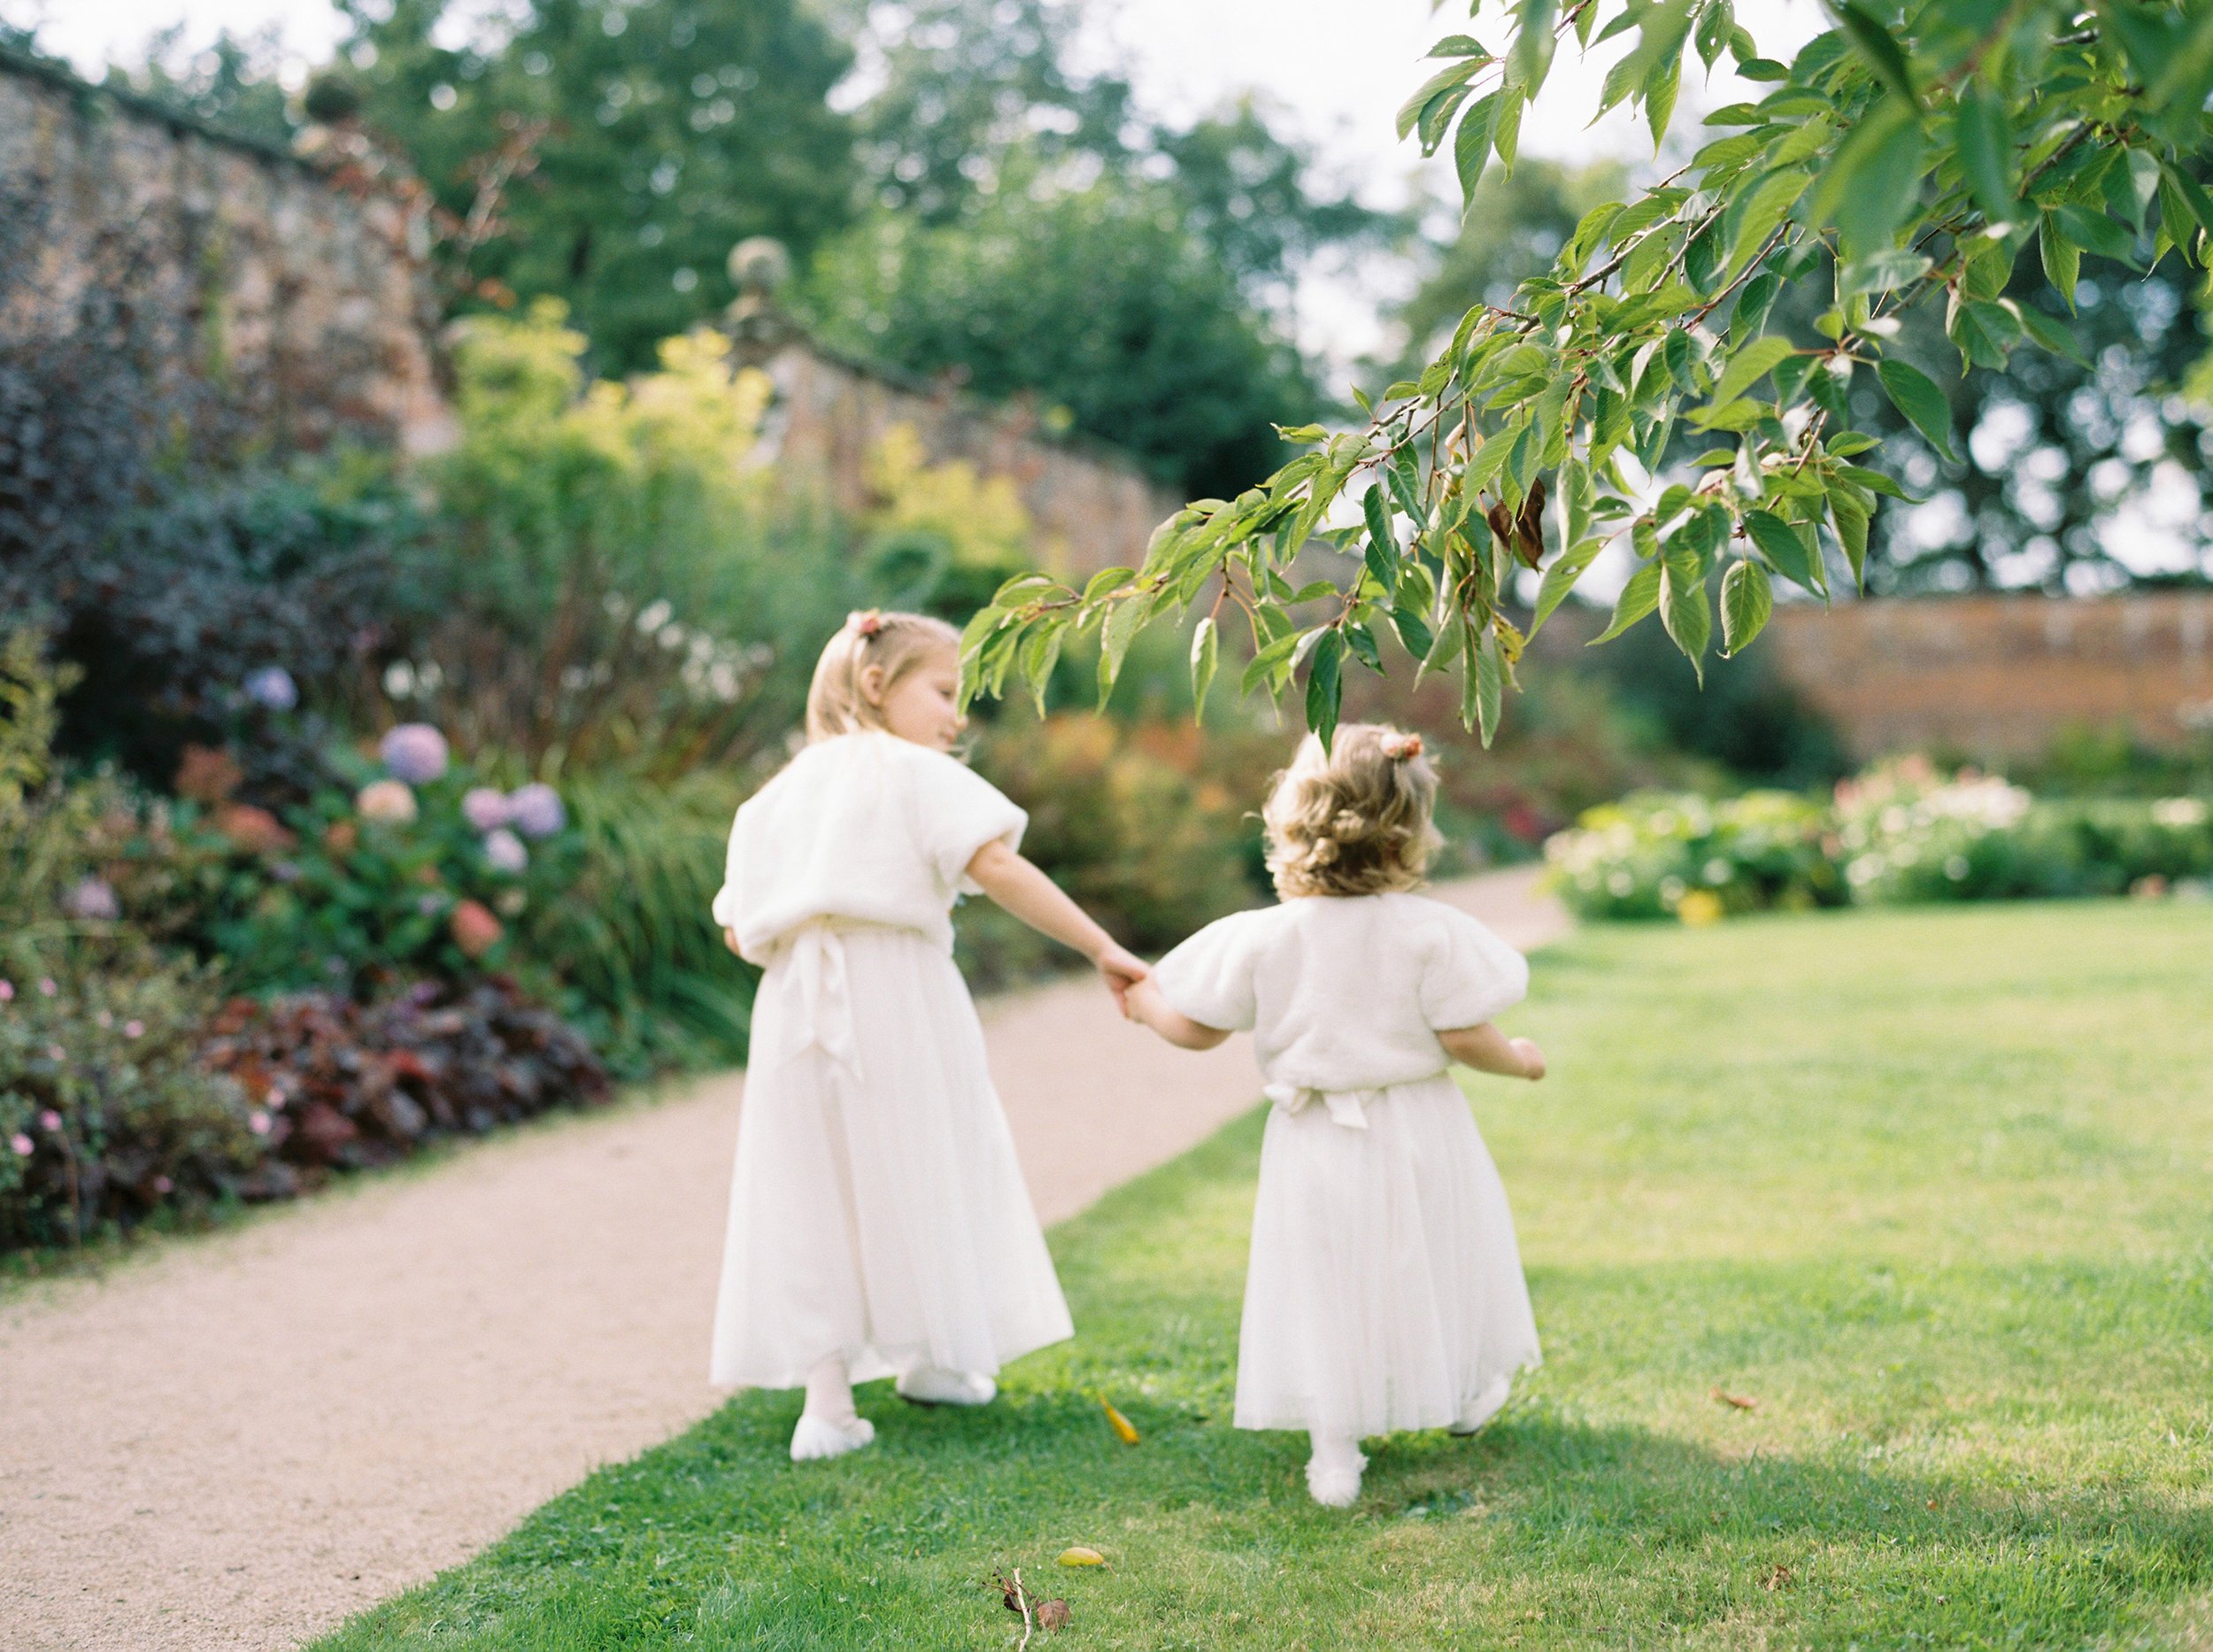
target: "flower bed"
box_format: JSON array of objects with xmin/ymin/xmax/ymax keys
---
[{"xmin": 1546, "ymin": 755, "xmax": 2213, "ymax": 922}]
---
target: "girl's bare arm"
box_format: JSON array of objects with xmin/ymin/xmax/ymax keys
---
[
  {"xmin": 965, "ymin": 839, "xmax": 1148, "ymax": 1007},
  {"xmin": 1123, "ymin": 976, "xmax": 1230, "ymax": 1050},
  {"xmin": 1438, "ymin": 1023, "xmax": 1546, "ymax": 1080}
]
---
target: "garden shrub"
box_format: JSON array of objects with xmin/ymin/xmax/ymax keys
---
[
  {"xmin": 521, "ymin": 770, "xmax": 757, "ymax": 1077},
  {"xmin": 0, "ymin": 175, "xmax": 428, "ymax": 802},
  {"xmin": 197, "ymin": 977, "xmax": 609, "ymax": 1190},
  {"xmin": 122, "ymin": 724, "xmax": 585, "ymax": 1005},
  {"xmin": 972, "ymin": 712, "xmax": 1269, "ymax": 955},
  {"xmin": 1544, "ymin": 790, "xmax": 1845, "ymax": 922},
  {"xmin": 1546, "ymin": 753, "xmax": 2213, "ymax": 921}
]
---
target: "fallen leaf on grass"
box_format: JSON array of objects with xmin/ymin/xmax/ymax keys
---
[
  {"xmin": 1036, "ymin": 1599, "xmax": 1072, "ymax": 1632},
  {"xmin": 1099, "ymin": 1397, "xmax": 1141, "ymax": 1444},
  {"xmin": 1709, "ymin": 1385, "xmax": 1760, "ymax": 1410},
  {"xmin": 1761, "ymin": 1563, "xmax": 1793, "ymax": 1592},
  {"xmin": 1057, "ymin": 1546, "xmax": 1106, "ymax": 1567}
]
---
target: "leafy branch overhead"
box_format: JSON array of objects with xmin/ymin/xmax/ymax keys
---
[{"xmin": 961, "ymin": 0, "xmax": 2213, "ymax": 744}]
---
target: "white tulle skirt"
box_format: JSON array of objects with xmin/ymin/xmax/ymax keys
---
[
  {"xmin": 709, "ymin": 922, "xmax": 1073, "ymax": 1390},
  {"xmin": 1234, "ymin": 1075, "xmax": 1540, "ymax": 1438}
]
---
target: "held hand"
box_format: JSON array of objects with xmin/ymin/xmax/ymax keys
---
[
  {"xmin": 1509, "ymin": 1037, "xmax": 1546, "ymax": 1081},
  {"xmin": 1094, "ymin": 942, "xmax": 1150, "ymax": 1015},
  {"xmin": 722, "ymin": 927, "xmax": 742, "ymax": 957}
]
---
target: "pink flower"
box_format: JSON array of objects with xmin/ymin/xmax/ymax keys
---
[
  {"xmin": 482, "ymin": 828, "xmax": 528, "ymax": 874},
  {"xmin": 450, "ymin": 899, "xmax": 504, "ymax": 960},
  {"xmin": 9, "ymin": 1133, "xmax": 31, "ymax": 1157},
  {"xmin": 38, "ymin": 1110, "xmax": 60, "ymax": 1131},
  {"xmin": 153, "ymin": 1175, "xmax": 173, "ymax": 1194},
  {"xmin": 44, "ymin": 1043, "xmax": 63, "ymax": 1061},
  {"xmin": 124, "ymin": 1020, "xmax": 144, "ymax": 1039},
  {"xmin": 95, "ymin": 1010, "xmax": 112, "ymax": 1029},
  {"xmin": 37, "ymin": 977, "xmax": 57, "ymax": 997},
  {"xmin": 0, "ymin": 979, "xmax": 12, "ymax": 1002},
  {"xmin": 505, "ymin": 784, "xmax": 566, "ymax": 839},
  {"xmin": 249, "ymin": 1110, "xmax": 272, "ymax": 1136},
  {"xmin": 267, "ymin": 1086, "xmax": 289, "ymax": 1109},
  {"xmin": 461, "ymin": 786, "xmax": 512, "ymax": 832},
  {"xmin": 379, "ymin": 722, "xmax": 450, "ymax": 784},
  {"xmin": 356, "ymin": 779, "xmax": 419, "ymax": 826}
]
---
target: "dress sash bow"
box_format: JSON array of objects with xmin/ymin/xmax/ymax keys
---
[
  {"xmin": 777, "ymin": 922, "xmax": 864, "ymax": 1078},
  {"xmin": 1261, "ymin": 1080, "xmax": 1385, "ymax": 1131}
]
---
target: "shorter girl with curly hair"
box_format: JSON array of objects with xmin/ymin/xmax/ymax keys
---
[{"xmin": 1122, "ymin": 723, "xmax": 1545, "ymax": 1507}]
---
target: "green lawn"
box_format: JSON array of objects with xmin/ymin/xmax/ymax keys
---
[{"xmin": 318, "ymin": 901, "xmax": 2213, "ymax": 1650}]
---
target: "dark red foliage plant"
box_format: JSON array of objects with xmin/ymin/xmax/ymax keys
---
[{"xmin": 198, "ymin": 976, "xmax": 610, "ymax": 1193}]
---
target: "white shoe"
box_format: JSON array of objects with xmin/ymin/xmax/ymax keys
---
[
  {"xmin": 1448, "ymin": 1376, "xmax": 1513, "ymax": 1437},
  {"xmin": 896, "ymin": 1366, "xmax": 997, "ymax": 1406},
  {"xmin": 1306, "ymin": 1440, "xmax": 1367, "ymax": 1508},
  {"xmin": 790, "ymin": 1413, "xmax": 875, "ymax": 1462}
]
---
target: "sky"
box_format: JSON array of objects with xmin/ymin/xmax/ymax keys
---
[{"xmin": 0, "ymin": 0, "xmax": 1824, "ymax": 364}]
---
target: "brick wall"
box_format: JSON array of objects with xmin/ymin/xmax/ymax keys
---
[
  {"xmin": 752, "ymin": 338, "xmax": 1185, "ymax": 580},
  {"xmin": 0, "ymin": 52, "xmax": 451, "ymax": 455},
  {"xmin": 1766, "ymin": 592, "xmax": 2213, "ymax": 759}
]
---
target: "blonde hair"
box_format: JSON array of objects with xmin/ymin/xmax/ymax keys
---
[
  {"xmin": 1262, "ymin": 722, "xmax": 1442, "ymax": 899},
  {"xmin": 805, "ymin": 609, "xmax": 961, "ymax": 742}
]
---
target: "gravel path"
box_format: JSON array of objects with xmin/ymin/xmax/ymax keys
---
[{"xmin": 0, "ymin": 868, "xmax": 1566, "ymax": 1652}]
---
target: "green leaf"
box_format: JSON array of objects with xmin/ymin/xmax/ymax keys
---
[
  {"xmin": 1189, "ymin": 615, "xmax": 1218, "ymax": 716},
  {"xmin": 1396, "ymin": 58, "xmax": 1482, "ymax": 142},
  {"xmin": 1710, "ymin": 336, "xmax": 1796, "ymax": 407},
  {"xmin": 1743, "ymin": 508, "xmax": 1826, "ymax": 594},
  {"xmin": 1098, "ymin": 597, "xmax": 1148, "ymax": 707},
  {"xmin": 1531, "ymin": 536, "xmax": 1606, "ymax": 634},
  {"xmin": 1304, "ymin": 629, "xmax": 1345, "ymax": 749},
  {"xmin": 1513, "ymin": 0, "xmax": 1560, "ymax": 92},
  {"xmin": 1360, "ymin": 486, "xmax": 1398, "ymax": 598},
  {"xmin": 1645, "ymin": 51, "xmax": 1683, "ymax": 153},
  {"xmin": 1659, "ymin": 550, "xmax": 1711, "ymax": 682},
  {"xmin": 1725, "ymin": 168, "xmax": 1811, "ymax": 277},
  {"xmin": 1391, "ymin": 604, "xmax": 1436, "ymax": 661},
  {"xmin": 2039, "ymin": 212, "xmax": 2080, "ymax": 309},
  {"xmin": 1828, "ymin": 488, "xmax": 1870, "ymax": 586},
  {"xmin": 1454, "ymin": 91, "xmax": 1502, "ymax": 202},
  {"xmin": 1835, "ymin": 1, "xmax": 1917, "ymax": 108},
  {"xmin": 2054, "ymin": 203, "xmax": 2137, "ymax": 264},
  {"xmin": 2016, "ymin": 301, "xmax": 2089, "ymax": 366},
  {"xmin": 1592, "ymin": 557, "xmax": 1662, "ymax": 644},
  {"xmin": 1811, "ymin": 96, "xmax": 1925, "ymax": 263},
  {"xmin": 1875, "ymin": 358, "xmax": 1957, "ymax": 461},
  {"xmin": 1946, "ymin": 295, "xmax": 2022, "ymax": 371},
  {"xmin": 1474, "ymin": 624, "xmax": 1505, "ymax": 747},
  {"xmin": 1953, "ymin": 82, "xmax": 2017, "ymax": 225},
  {"xmin": 1720, "ymin": 558, "xmax": 1774, "ymax": 655}
]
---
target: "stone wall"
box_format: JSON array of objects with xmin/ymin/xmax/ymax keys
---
[
  {"xmin": 1765, "ymin": 592, "xmax": 2213, "ymax": 759},
  {"xmin": 0, "ymin": 51, "xmax": 451, "ymax": 454},
  {"xmin": 752, "ymin": 337, "xmax": 1185, "ymax": 580}
]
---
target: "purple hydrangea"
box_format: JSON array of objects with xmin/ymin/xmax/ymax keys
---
[
  {"xmin": 482, "ymin": 827, "xmax": 529, "ymax": 874},
  {"xmin": 461, "ymin": 786, "xmax": 512, "ymax": 832},
  {"xmin": 63, "ymin": 878, "xmax": 120, "ymax": 921},
  {"xmin": 243, "ymin": 667, "xmax": 299, "ymax": 712},
  {"xmin": 380, "ymin": 723, "xmax": 450, "ymax": 784},
  {"xmin": 505, "ymin": 783, "xmax": 567, "ymax": 839}
]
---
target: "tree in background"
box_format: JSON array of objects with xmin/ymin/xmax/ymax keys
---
[
  {"xmin": 806, "ymin": 0, "xmax": 1403, "ymax": 497},
  {"xmin": 329, "ymin": 0, "xmax": 860, "ymax": 374},
  {"xmin": 94, "ymin": 24, "xmax": 297, "ymax": 149},
  {"xmin": 963, "ymin": 0, "xmax": 2213, "ymax": 746}
]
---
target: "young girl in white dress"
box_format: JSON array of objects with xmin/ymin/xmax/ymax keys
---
[
  {"xmin": 712, "ymin": 610, "xmax": 1149, "ymax": 1462},
  {"xmin": 1123, "ymin": 722, "xmax": 1546, "ymax": 1507}
]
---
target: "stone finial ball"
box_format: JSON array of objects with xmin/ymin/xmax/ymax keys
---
[{"xmin": 727, "ymin": 237, "xmax": 791, "ymax": 296}]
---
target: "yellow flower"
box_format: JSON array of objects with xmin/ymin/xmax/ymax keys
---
[{"xmin": 1676, "ymin": 889, "xmax": 1725, "ymax": 927}]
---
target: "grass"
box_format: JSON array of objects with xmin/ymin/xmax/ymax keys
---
[{"xmin": 315, "ymin": 900, "xmax": 2213, "ymax": 1649}]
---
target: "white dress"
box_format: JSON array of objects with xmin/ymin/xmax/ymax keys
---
[
  {"xmin": 706, "ymin": 730, "xmax": 1074, "ymax": 1389},
  {"xmin": 1153, "ymin": 892, "xmax": 1541, "ymax": 1439}
]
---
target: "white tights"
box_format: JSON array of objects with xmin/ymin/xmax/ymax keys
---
[{"xmin": 804, "ymin": 1354, "xmax": 857, "ymax": 1425}]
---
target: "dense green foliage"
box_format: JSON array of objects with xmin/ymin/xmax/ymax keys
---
[
  {"xmin": 332, "ymin": 0, "xmax": 860, "ymax": 374},
  {"xmin": 1546, "ymin": 755, "xmax": 2213, "ymax": 919},
  {"xmin": 805, "ymin": 180, "xmax": 1325, "ymax": 500},
  {"xmin": 312, "ymin": 901, "xmax": 2213, "ymax": 1648},
  {"xmin": 962, "ymin": 0, "xmax": 2213, "ymax": 744}
]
